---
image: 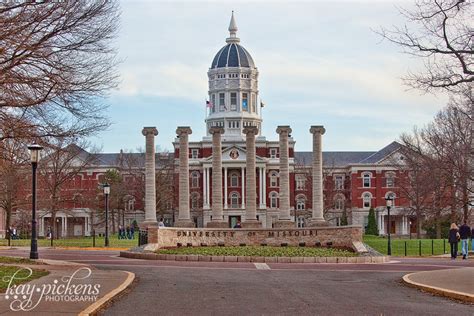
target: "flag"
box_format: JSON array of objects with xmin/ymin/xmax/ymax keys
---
[
  {"xmin": 260, "ymin": 100, "xmax": 265, "ymax": 108},
  {"xmin": 206, "ymin": 100, "xmax": 213, "ymax": 108}
]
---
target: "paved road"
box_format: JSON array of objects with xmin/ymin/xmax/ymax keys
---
[{"xmin": 0, "ymin": 248, "xmax": 472, "ymax": 315}]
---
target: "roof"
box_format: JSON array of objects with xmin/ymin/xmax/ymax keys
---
[
  {"xmin": 211, "ymin": 43, "xmax": 255, "ymax": 68},
  {"xmin": 295, "ymin": 151, "xmax": 376, "ymax": 167},
  {"xmin": 91, "ymin": 152, "xmax": 173, "ymax": 169},
  {"xmin": 358, "ymin": 141, "xmax": 402, "ymax": 164}
]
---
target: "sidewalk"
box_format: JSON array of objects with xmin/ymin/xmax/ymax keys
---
[
  {"xmin": 0, "ymin": 260, "xmax": 134, "ymax": 315},
  {"xmin": 403, "ymin": 267, "xmax": 474, "ymax": 303}
]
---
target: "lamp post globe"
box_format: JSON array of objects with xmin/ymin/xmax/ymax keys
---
[
  {"xmin": 27, "ymin": 144, "xmax": 43, "ymax": 260},
  {"xmin": 385, "ymin": 196, "xmax": 393, "ymax": 256},
  {"xmin": 103, "ymin": 182, "xmax": 110, "ymax": 247}
]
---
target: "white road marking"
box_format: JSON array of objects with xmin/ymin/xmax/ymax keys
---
[{"xmin": 254, "ymin": 263, "xmax": 271, "ymax": 270}]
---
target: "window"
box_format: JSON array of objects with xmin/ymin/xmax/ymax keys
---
[
  {"xmin": 297, "ymin": 216, "xmax": 305, "ymax": 228},
  {"xmin": 269, "ymin": 148, "xmax": 278, "ymax": 158},
  {"xmin": 363, "ymin": 192, "xmax": 372, "ymax": 209},
  {"xmin": 230, "ymin": 192, "xmax": 240, "ymax": 208},
  {"xmin": 270, "ymin": 192, "xmax": 279, "ymax": 209},
  {"xmin": 296, "ymin": 175, "xmax": 306, "ymax": 190},
  {"xmin": 385, "ymin": 172, "xmax": 395, "ymax": 187},
  {"xmin": 242, "ymin": 93, "xmax": 248, "ymax": 111},
  {"xmin": 191, "ymin": 171, "xmax": 200, "ymax": 188},
  {"xmin": 127, "ymin": 198, "xmax": 135, "ymax": 211},
  {"xmin": 219, "ymin": 93, "xmax": 225, "ymax": 111},
  {"xmin": 191, "ymin": 149, "xmax": 199, "ymax": 159},
  {"xmin": 362, "ymin": 173, "xmax": 371, "ymax": 188},
  {"xmin": 211, "ymin": 94, "xmax": 216, "ymax": 113},
  {"xmin": 335, "ymin": 198, "xmax": 344, "ymax": 210},
  {"xmin": 230, "ymin": 173, "xmax": 239, "ymax": 187},
  {"xmin": 191, "ymin": 193, "xmax": 199, "ymax": 209},
  {"xmin": 335, "ymin": 175, "xmax": 344, "ymax": 190},
  {"xmin": 230, "ymin": 92, "xmax": 237, "ymax": 111},
  {"xmin": 296, "ymin": 195, "xmax": 306, "ymax": 210},
  {"xmin": 270, "ymin": 171, "xmax": 278, "ymax": 187}
]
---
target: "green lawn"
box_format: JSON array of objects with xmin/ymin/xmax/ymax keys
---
[
  {"xmin": 0, "ymin": 234, "xmax": 137, "ymax": 248},
  {"xmin": 0, "ymin": 266, "xmax": 49, "ymax": 291},
  {"xmin": 363, "ymin": 235, "xmax": 461, "ymax": 256},
  {"xmin": 0, "ymin": 256, "xmax": 39, "ymax": 265},
  {"xmin": 156, "ymin": 246, "xmax": 357, "ymax": 257}
]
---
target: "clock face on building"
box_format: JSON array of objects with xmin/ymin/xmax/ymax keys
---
[{"xmin": 229, "ymin": 149, "xmax": 239, "ymax": 159}]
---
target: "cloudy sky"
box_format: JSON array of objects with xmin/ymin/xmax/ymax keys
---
[{"xmin": 93, "ymin": 0, "xmax": 449, "ymax": 153}]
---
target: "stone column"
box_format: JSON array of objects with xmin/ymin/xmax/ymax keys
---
[
  {"xmin": 275, "ymin": 126, "xmax": 293, "ymax": 228},
  {"xmin": 262, "ymin": 167, "xmax": 267, "ymax": 208},
  {"xmin": 206, "ymin": 167, "xmax": 210, "ymax": 208},
  {"xmin": 224, "ymin": 167, "xmax": 228, "ymax": 209},
  {"xmin": 203, "ymin": 167, "xmax": 207, "ymax": 208},
  {"xmin": 207, "ymin": 127, "xmax": 227, "ymax": 227},
  {"xmin": 175, "ymin": 127, "xmax": 195, "ymax": 227},
  {"xmin": 308, "ymin": 125, "xmax": 328, "ymax": 227},
  {"xmin": 242, "ymin": 126, "xmax": 261, "ymax": 227},
  {"xmin": 241, "ymin": 166, "xmax": 245, "ymax": 209},
  {"xmin": 141, "ymin": 127, "xmax": 159, "ymax": 228}
]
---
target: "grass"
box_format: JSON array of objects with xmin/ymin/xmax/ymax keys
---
[
  {"xmin": 0, "ymin": 234, "xmax": 137, "ymax": 248},
  {"xmin": 363, "ymin": 235, "xmax": 461, "ymax": 256},
  {"xmin": 0, "ymin": 266, "xmax": 49, "ymax": 291},
  {"xmin": 156, "ymin": 246, "xmax": 357, "ymax": 257},
  {"xmin": 0, "ymin": 256, "xmax": 39, "ymax": 265}
]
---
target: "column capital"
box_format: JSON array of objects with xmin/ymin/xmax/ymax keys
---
[
  {"xmin": 310, "ymin": 125, "xmax": 326, "ymax": 135},
  {"xmin": 276, "ymin": 125, "xmax": 292, "ymax": 135},
  {"xmin": 142, "ymin": 127, "xmax": 158, "ymax": 136},
  {"xmin": 243, "ymin": 126, "xmax": 259, "ymax": 135},
  {"xmin": 176, "ymin": 126, "xmax": 192, "ymax": 136},
  {"xmin": 209, "ymin": 126, "xmax": 225, "ymax": 135}
]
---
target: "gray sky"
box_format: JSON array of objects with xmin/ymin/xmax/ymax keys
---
[{"xmin": 93, "ymin": 0, "xmax": 448, "ymax": 153}]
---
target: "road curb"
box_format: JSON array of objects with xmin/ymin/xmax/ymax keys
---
[
  {"xmin": 402, "ymin": 272, "xmax": 474, "ymax": 303},
  {"xmin": 119, "ymin": 251, "xmax": 388, "ymax": 264},
  {"xmin": 78, "ymin": 271, "xmax": 135, "ymax": 316}
]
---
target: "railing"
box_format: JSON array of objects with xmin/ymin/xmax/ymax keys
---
[{"xmin": 138, "ymin": 229, "xmax": 148, "ymax": 247}]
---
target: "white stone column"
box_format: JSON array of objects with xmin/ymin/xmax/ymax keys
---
[
  {"xmin": 206, "ymin": 167, "xmax": 210, "ymax": 208},
  {"xmin": 203, "ymin": 167, "xmax": 207, "ymax": 208},
  {"xmin": 377, "ymin": 213, "xmax": 381, "ymax": 235},
  {"xmin": 208, "ymin": 127, "xmax": 227, "ymax": 227},
  {"xmin": 141, "ymin": 127, "xmax": 159, "ymax": 228},
  {"xmin": 64, "ymin": 216, "xmax": 68, "ymax": 237},
  {"xmin": 262, "ymin": 167, "xmax": 267, "ymax": 208},
  {"xmin": 258, "ymin": 167, "xmax": 263, "ymax": 208},
  {"xmin": 380, "ymin": 215, "xmax": 385, "ymax": 235},
  {"xmin": 224, "ymin": 167, "xmax": 228, "ymax": 209},
  {"xmin": 243, "ymin": 126, "xmax": 260, "ymax": 227},
  {"xmin": 175, "ymin": 126, "xmax": 195, "ymax": 227},
  {"xmin": 308, "ymin": 125, "xmax": 328, "ymax": 226},
  {"xmin": 241, "ymin": 166, "xmax": 245, "ymax": 209},
  {"xmin": 275, "ymin": 126, "xmax": 293, "ymax": 227}
]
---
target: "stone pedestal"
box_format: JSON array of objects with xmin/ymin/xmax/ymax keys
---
[
  {"xmin": 276, "ymin": 126, "xmax": 293, "ymax": 227},
  {"xmin": 208, "ymin": 127, "xmax": 227, "ymax": 227},
  {"xmin": 308, "ymin": 125, "xmax": 328, "ymax": 227},
  {"xmin": 175, "ymin": 127, "xmax": 195, "ymax": 228},
  {"xmin": 242, "ymin": 126, "xmax": 261, "ymax": 228},
  {"xmin": 141, "ymin": 127, "xmax": 158, "ymax": 228}
]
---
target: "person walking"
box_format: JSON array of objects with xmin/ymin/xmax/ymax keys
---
[
  {"xmin": 458, "ymin": 220, "xmax": 471, "ymax": 259},
  {"xmin": 158, "ymin": 218, "xmax": 165, "ymax": 228},
  {"xmin": 126, "ymin": 226, "xmax": 131, "ymax": 239},
  {"xmin": 471, "ymin": 226, "xmax": 474, "ymax": 252},
  {"xmin": 448, "ymin": 223, "xmax": 460, "ymax": 260}
]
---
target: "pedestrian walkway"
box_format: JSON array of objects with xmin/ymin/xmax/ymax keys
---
[
  {"xmin": 0, "ymin": 259, "xmax": 134, "ymax": 315},
  {"xmin": 403, "ymin": 267, "xmax": 474, "ymax": 302}
]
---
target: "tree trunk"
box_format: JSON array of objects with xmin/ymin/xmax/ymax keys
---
[
  {"xmin": 435, "ymin": 210, "xmax": 441, "ymax": 239},
  {"xmin": 416, "ymin": 208, "xmax": 422, "ymax": 239}
]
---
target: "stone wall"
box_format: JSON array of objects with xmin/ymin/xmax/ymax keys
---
[{"xmin": 146, "ymin": 226, "xmax": 363, "ymax": 251}]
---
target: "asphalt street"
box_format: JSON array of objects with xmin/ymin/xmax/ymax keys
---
[{"xmin": 0, "ymin": 248, "xmax": 472, "ymax": 315}]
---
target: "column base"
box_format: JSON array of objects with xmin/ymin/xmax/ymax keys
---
[
  {"xmin": 140, "ymin": 220, "xmax": 158, "ymax": 229},
  {"xmin": 175, "ymin": 220, "xmax": 195, "ymax": 228},
  {"xmin": 307, "ymin": 218, "xmax": 329, "ymax": 227},
  {"xmin": 241, "ymin": 220, "xmax": 261, "ymax": 228},
  {"xmin": 274, "ymin": 220, "xmax": 295, "ymax": 228},
  {"xmin": 206, "ymin": 221, "xmax": 228, "ymax": 228}
]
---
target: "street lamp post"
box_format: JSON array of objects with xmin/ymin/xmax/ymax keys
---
[
  {"xmin": 103, "ymin": 183, "xmax": 110, "ymax": 247},
  {"xmin": 385, "ymin": 196, "xmax": 393, "ymax": 256},
  {"xmin": 28, "ymin": 144, "xmax": 43, "ymax": 259}
]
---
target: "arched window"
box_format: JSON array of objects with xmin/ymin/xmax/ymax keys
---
[
  {"xmin": 230, "ymin": 192, "xmax": 240, "ymax": 208},
  {"xmin": 270, "ymin": 171, "xmax": 279, "ymax": 187},
  {"xmin": 270, "ymin": 192, "xmax": 279, "ymax": 209},
  {"xmin": 230, "ymin": 172, "xmax": 239, "ymax": 187},
  {"xmin": 385, "ymin": 172, "xmax": 395, "ymax": 188},
  {"xmin": 385, "ymin": 192, "xmax": 396, "ymax": 207},
  {"xmin": 362, "ymin": 172, "xmax": 371, "ymax": 188},
  {"xmin": 191, "ymin": 171, "xmax": 200, "ymax": 188},
  {"xmin": 191, "ymin": 193, "xmax": 200, "ymax": 209},
  {"xmin": 296, "ymin": 194, "xmax": 306, "ymax": 210},
  {"xmin": 362, "ymin": 192, "xmax": 372, "ymax": 209}
]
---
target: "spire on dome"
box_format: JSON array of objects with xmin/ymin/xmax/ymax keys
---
[{"xmin": 226, "ymin": 11, "xmax": 240, "ymax": 43}]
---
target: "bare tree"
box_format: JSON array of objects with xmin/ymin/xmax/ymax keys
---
[
  {"xmin": 378, "ymin": 0, "xmax": 473, "ymax": 93},
  {"xmin": 0, "ymin": 1, "xmax": 120, "ymax": 141},
  {"xmin": 38, "ymin": 139, "xmax": 98, "ymax": 239}
]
